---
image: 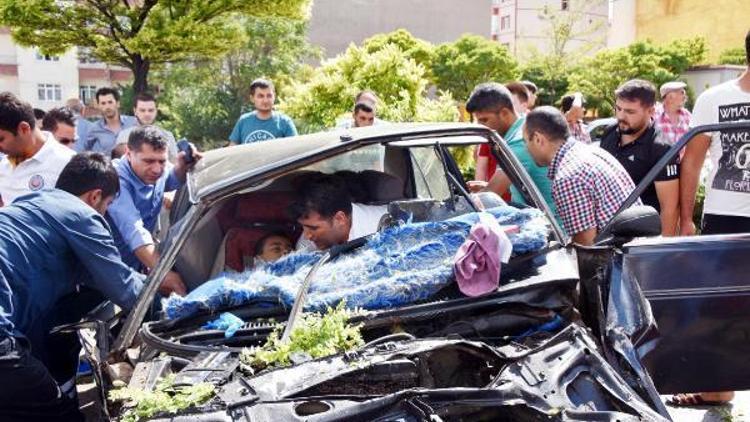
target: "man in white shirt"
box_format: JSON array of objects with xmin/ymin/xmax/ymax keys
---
[
  {"xmin": 290, "ymin": 174, "xmax": 387, "ymax": 250},
  {"xmin": 672, "ymin": 29, "xmax": 750, "ymax": 408},
  {"xmin": 680, "ymin": 30, "xmax": 750, "ymax": 237},
  {"xmin": 0, "ymin": 92, "xmax": 75, "ymax": 206}
]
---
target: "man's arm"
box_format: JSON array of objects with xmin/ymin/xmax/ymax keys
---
[
  {"xmin": 679, "ymin": 134, "xmax": 711, "ymax": 235},
  {"xmin": 285, "ymin": 116, "xmax": 298, "ymax": 137},
  {"xmin": 67, "ymin": 213, "xmax": 145, "ymax": 310},
  {"xmin": 107, "ymin": 186, "xmax": 157, "ymax": 266},
  {"xmin": 475, "ymin": 156, "xmax": 489, "ymax": 181},
  {"xmin": 572, "ymin": 227, "xmax": 597, "ymax": 246},
  {"xmin": 655, "ymin": 179, "xmax": 679, "ymax": 236},
  {"xmin": 134, "ymin": 244, "xmax": 186, "ymax": 296},
  {"xmin": 228, "ymin": 116, "xmax": 243, "ymax": 146},
  {"xmin": 485, "ymin": 170, "xmax": 512, "ymax": 196}
]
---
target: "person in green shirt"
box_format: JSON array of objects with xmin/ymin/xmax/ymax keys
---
[{"xmin": 466, "ymin": 82, "xmax": 562, "ymax": 226}]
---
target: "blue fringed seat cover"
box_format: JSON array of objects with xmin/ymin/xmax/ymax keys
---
[{"xmin": 163, "ymin": 206, "xmax": 549, "ymax": 320}]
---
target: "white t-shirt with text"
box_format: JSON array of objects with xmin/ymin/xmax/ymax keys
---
[{"xmin": 691, "ymin": 79, "xmax": 750, "ymax": 217}]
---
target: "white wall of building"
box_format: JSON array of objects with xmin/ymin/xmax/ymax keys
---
[
  {"xmin": 493, "ymin": 0, "xmax": 610, "ymax": 60},
  {"xmin": 0, "ymin": 32, "xmax": 19, "ymax": 95},
  {"xmin": 682, "ymin": 65, "xmax": 745, "ymax": 97},
  {"xmin": 16, "ymin": 46, "xmax": 79, "ymax": 109},
  {"xmin": 607, "ymin": 0, "xmax": 636, "ymax": 49},
  {"xmin": 308, "ymin": 0, "xmax": 492, "ymax": 60}
]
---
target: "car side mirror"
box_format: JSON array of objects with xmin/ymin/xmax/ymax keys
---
[{"xmin": 597, "ymin": 205, "xmax": 661, "ymax": 246}]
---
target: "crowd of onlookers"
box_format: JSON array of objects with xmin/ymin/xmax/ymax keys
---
[{"xmin": 0, "ymin": 28, "xmax": 748, "ymax": 419}]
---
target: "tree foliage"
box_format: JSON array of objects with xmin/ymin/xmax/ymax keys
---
[
  {"xmin": 363, "ymin": 29, "xmax": 435, "ymax": 73},
  {"xmin": 154, "ymin": 16, "xmax": 318, "ymax": 147},
  {"xmin": 535, "ymin": 0, "xmax": 607, "ymax": 60},
  {"xmin": 0, "ymin": 0, "xmax": 311, "ymax": 94},
  {"xmin": 718, "ymin": 47, "xmax": 747, "ymax": 65},
  {"xmin": 281, "ymin": 40, "xmax": 458, "ymax": 133},
  {"xmin": 431, "ymin": 34, "xmax": 519, "ymax": 101},
  {"xmin": 568, "ymin": 38, "xmax": 708, "ymax": 116},
  {"xmin": 518, "ymin": 0, "xmax": 607, "ymax": 107},
  {"xmin": 520, "ymin": 55, "xmax": 569, "ymax": 107}
]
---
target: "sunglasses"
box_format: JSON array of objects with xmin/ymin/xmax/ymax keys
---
[{"xmin": 58, "ymin": 138, "xmax": 75, "ymax": 146}]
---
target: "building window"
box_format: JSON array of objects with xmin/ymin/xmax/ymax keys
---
[
  {"xmin": 79, "ymin": 85, "xmax": 97, "ymax": 104},
  {"xmin": 561, "ymin": 0, "xmax": 569, "ymax": 10},
  {"xmin": 77, "ymin": 47, "xmax": 100, "ymax": 64},
  {"xmin": 500, "ymin": 15, "xmax": 511, "ymax": 30},
  {"xmin": 38, "ymin": 84, "xmax": 62, "ymax": 102},
  {"xmin": 35, "ymin": 51, "xmax": 59, "ymax": 62}
]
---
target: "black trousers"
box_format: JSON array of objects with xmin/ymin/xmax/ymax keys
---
[
  {"xmin": 0, "ymin": 337, "xmax": 84, "ymax": 422},
  {"xmin": 702, "ymin": 213, "xmax": 750, "ymax": 235}
]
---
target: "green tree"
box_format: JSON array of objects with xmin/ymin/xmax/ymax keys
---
[
  {"xmin": 431, "ymin": 34, "xmax": 519, "ymax": 101},
  {"xmin": 155, "ymin": 16, "xmax": 319, "ymax": 147},
  {"xmin": 281, "ymin": 42, "xmax": 457, "ymax": 133},
  {"xmin": 519, "ymin": 0, "xmax": 607, "ymax": 107},
  {"xmin": 718, "ymin": 47, "xmax": 747, "ymax": 65},
  {"xmin": 520, "ymin": 55, "xmax": 569, "ymax": 107},
  {"xmin": 362, "ymin": 29, "xmax": 435, "ymax": 73},
  {"xmin": 568, "ymin": 38, "xmax": 708, "ymax": 116},
  {"xmin": 0, "ymin": 0, "xmax": 311, "ymax": 94}
]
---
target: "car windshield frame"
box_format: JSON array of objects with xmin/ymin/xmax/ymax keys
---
[{"xmin": 114, "ymin": 126, "xmax": 565, "ymax": 353}]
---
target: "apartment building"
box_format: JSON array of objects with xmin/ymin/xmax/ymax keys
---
[
  {"xmin": 308, "ymin": 0, "xmax": 492, "ymax": 60},
  {"xmin": 490, "ymin": 0, "xmax": 610, "ymax": 59},
  {"xmin": 0, "ymin": 28, "xmax": 131, "ymax": 110}
]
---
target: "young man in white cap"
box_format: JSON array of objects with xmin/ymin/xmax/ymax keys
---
[{"xmin": 654, "ymin": 81, "xmax": 692, "ymax": 146}]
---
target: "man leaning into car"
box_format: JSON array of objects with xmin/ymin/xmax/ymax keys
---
[
  {"xmin": 523, "ymin": 106, "xmax": 637, "ymax": 245},
  {"xmin": 290, "ymin": 174, "xmax": 387, "ymax": 250},
  {"xmin": 0, "ymin": 153, "xmax": 149, "ymax": 421},
  {"xmin": 106, "ymin": 126, "xmax": 201, "ymax": 296}
]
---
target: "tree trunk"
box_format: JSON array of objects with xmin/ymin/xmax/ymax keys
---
[{"xmin": 131, "ymin": 55, "xmax": 151, "ymax": 95}]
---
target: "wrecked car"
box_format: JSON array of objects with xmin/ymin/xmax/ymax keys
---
[{"xmin": 74, "ymin": 122, "xmax": 750, "ymax": 421}]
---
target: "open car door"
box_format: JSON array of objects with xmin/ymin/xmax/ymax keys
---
[{"xmin": 598, "ymin": 121, "xmax": 750, "ymax": 394}]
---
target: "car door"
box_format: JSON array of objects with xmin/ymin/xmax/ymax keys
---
[
  {"xmin": 600, "ymin": 121, "xmax": 750, "ymax": 394},
  {"xmin": 621, "ymin": 234, "xmax": 750, "ymax": 393}
]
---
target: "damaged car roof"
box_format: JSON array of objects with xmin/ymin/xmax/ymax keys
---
[{"xmin": 188, "ymin": 123, "xmax": 494, "ymax": 201}]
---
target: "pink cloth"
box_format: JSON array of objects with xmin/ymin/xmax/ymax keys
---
[{"xmin": 453, "ymin": 214, "xmax": 512, "ymax": 297}]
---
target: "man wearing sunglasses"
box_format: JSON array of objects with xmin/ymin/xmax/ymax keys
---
[{"xmin": 41, "ymin": 107, "xmax": 77, "ymax": 150}]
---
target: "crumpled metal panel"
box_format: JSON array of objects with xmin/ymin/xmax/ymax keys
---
[{"xmin": 192, "ymin": 325, "xmax": 668, "ymax": 421}]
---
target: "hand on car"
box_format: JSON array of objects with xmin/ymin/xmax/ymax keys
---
[
  {"xmin": 466, "ymin": 180, "xmax": 488, "ymax": 193},
  {"xmin": 679, "ymin": 220, "xmax": 696, "ymax": 236},
  {"xmin": 158, "ymin": 270, "xmax": 187, "ymax": 297}
]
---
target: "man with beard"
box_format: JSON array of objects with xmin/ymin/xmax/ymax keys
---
[
  {"xmin": 80, "ymin": 87, "xmax": 136, "ymax": 156},
  {"xmin": 600, "ymin": 79, "xmax": 680, "ymax": 236},
  {"xmin": 114, "ymin": 92, "xmax": 178, "ymax": 162}
]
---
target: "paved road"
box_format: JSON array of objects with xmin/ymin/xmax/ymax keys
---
[{"xmin": 665, "ymin": 391, "xmax": 749, "ymax": 422}]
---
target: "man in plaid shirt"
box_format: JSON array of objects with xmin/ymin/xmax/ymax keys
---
[
  {"xmin": 523, "ymin": 107, "xmax": 637, "ymax": 245},
  {"xmin": 654, "ymin": 81, "xmax": 692, "ymax": 146}
]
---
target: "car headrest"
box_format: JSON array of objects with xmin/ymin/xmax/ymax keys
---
[{"xmin": 355, "ymin": 170, "xmax": 405, "ymax": 204}]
